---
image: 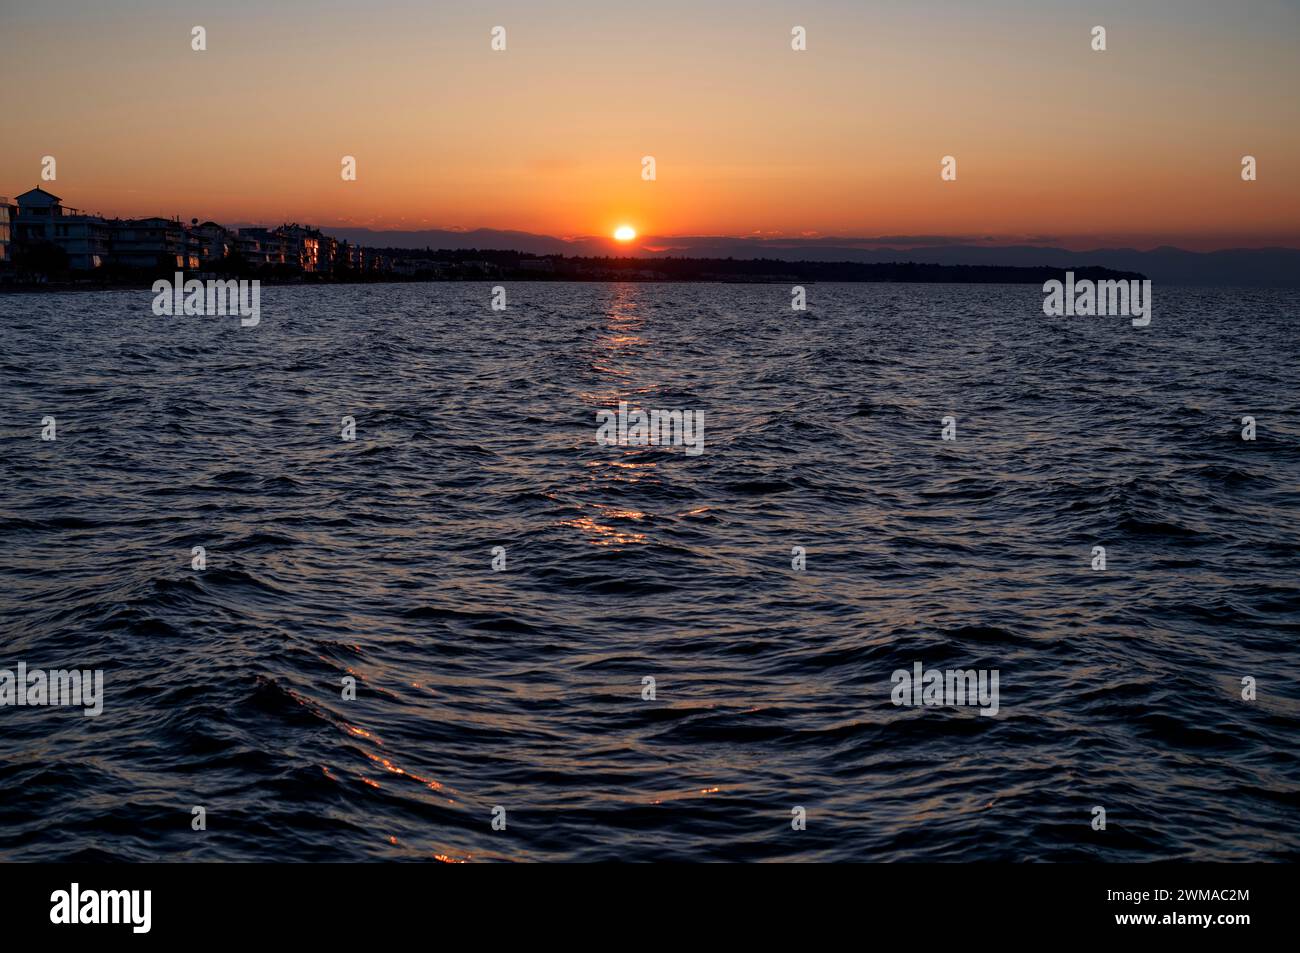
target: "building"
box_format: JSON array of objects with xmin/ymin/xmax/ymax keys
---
[
  {"xmin": 317, "ymin": 233, "xmax": 337, "ymax": 273},
  {"xmin": 277, "ymin": 224, "xmax": 321, "ymax": 272},
  {"xmin": 333, "ymin": 240, "xmax": 363, "ymax": 273},
  {"xmin": 189, "ymin": 221, "xmax": 235, "ymax": 267},
  {"xmin": 13, "ymin": 187, "xmax": 111, "ymax": 271},
  {"xmin": 108, "ymin": 217, "xmax": 193, "ymax": 270},
  {"xmin": 13, "ymin": 187, "xmax": 63, "ymax": 245},
  {"xmin": 0, "ymin": 197, "xmax": 12, "ymax": 269},
  {"xmin": 343, "ymin": 242, "xmax": 368, "ymax": 271},
  {"xmin": 2, "ymin": 186, "xmax": 397, "ymax": 279},
  {"xmin": 237, "ymin": 227, "xmax": 290, "ymax": 268},
  {"xmin": 235, "ymin": 230, "xmax": 266, "ymax": 267}
]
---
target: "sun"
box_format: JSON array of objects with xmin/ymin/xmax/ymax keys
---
[{"xmin": 613, "ymin": 225, "xmax": 636, "ymax": 242}]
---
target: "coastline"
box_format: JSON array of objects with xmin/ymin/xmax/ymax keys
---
[{"xmin": 0, "ymin": 260, "xmax": 1145, "ymax": 292}]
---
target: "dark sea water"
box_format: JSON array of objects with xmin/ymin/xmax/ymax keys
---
[{"xmin": 1, "ymin": 281, "xmax": 1297, "ymax": 862}]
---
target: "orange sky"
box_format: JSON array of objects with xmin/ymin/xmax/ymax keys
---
[{"xmin": 2, "ymin": 0, "xmax": 1297, "ymax": 249}]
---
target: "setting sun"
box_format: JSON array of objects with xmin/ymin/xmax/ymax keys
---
[{"xmin": 613, "ymin": 225, "xmax": 636, "ymax": 242}]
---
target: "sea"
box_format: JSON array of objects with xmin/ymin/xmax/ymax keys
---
[{"xmin": 1, "ymin": 281, "xmax": 1296, "ymax": 861}]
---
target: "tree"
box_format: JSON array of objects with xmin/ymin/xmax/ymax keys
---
[{"xmin": 15, "ymin": 241, "xmax": 70, "ymax": 281}]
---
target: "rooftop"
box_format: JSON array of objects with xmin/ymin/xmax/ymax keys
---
[{"xmin": 15, "ymin": 187, "xmax": 63, "ymax": 204}]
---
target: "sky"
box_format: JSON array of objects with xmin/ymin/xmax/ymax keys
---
[{"xmin": 2, "ymin": 0, "xmax": 1298, "ymax": 249}]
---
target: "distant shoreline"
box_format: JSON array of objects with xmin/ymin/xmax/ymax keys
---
[{"xmin": 0, "ymin": 257, "xmax": 1145, "ymax": 291}]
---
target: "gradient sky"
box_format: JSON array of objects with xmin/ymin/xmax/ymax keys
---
[{"xmin": 2, "ymin": 0, "xmax": 1298, "ymax": 249}]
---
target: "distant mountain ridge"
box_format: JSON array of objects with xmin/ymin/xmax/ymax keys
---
[{"xmin": 328, "ymin": 228, "xmax": 1300, "ymax": 286}]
